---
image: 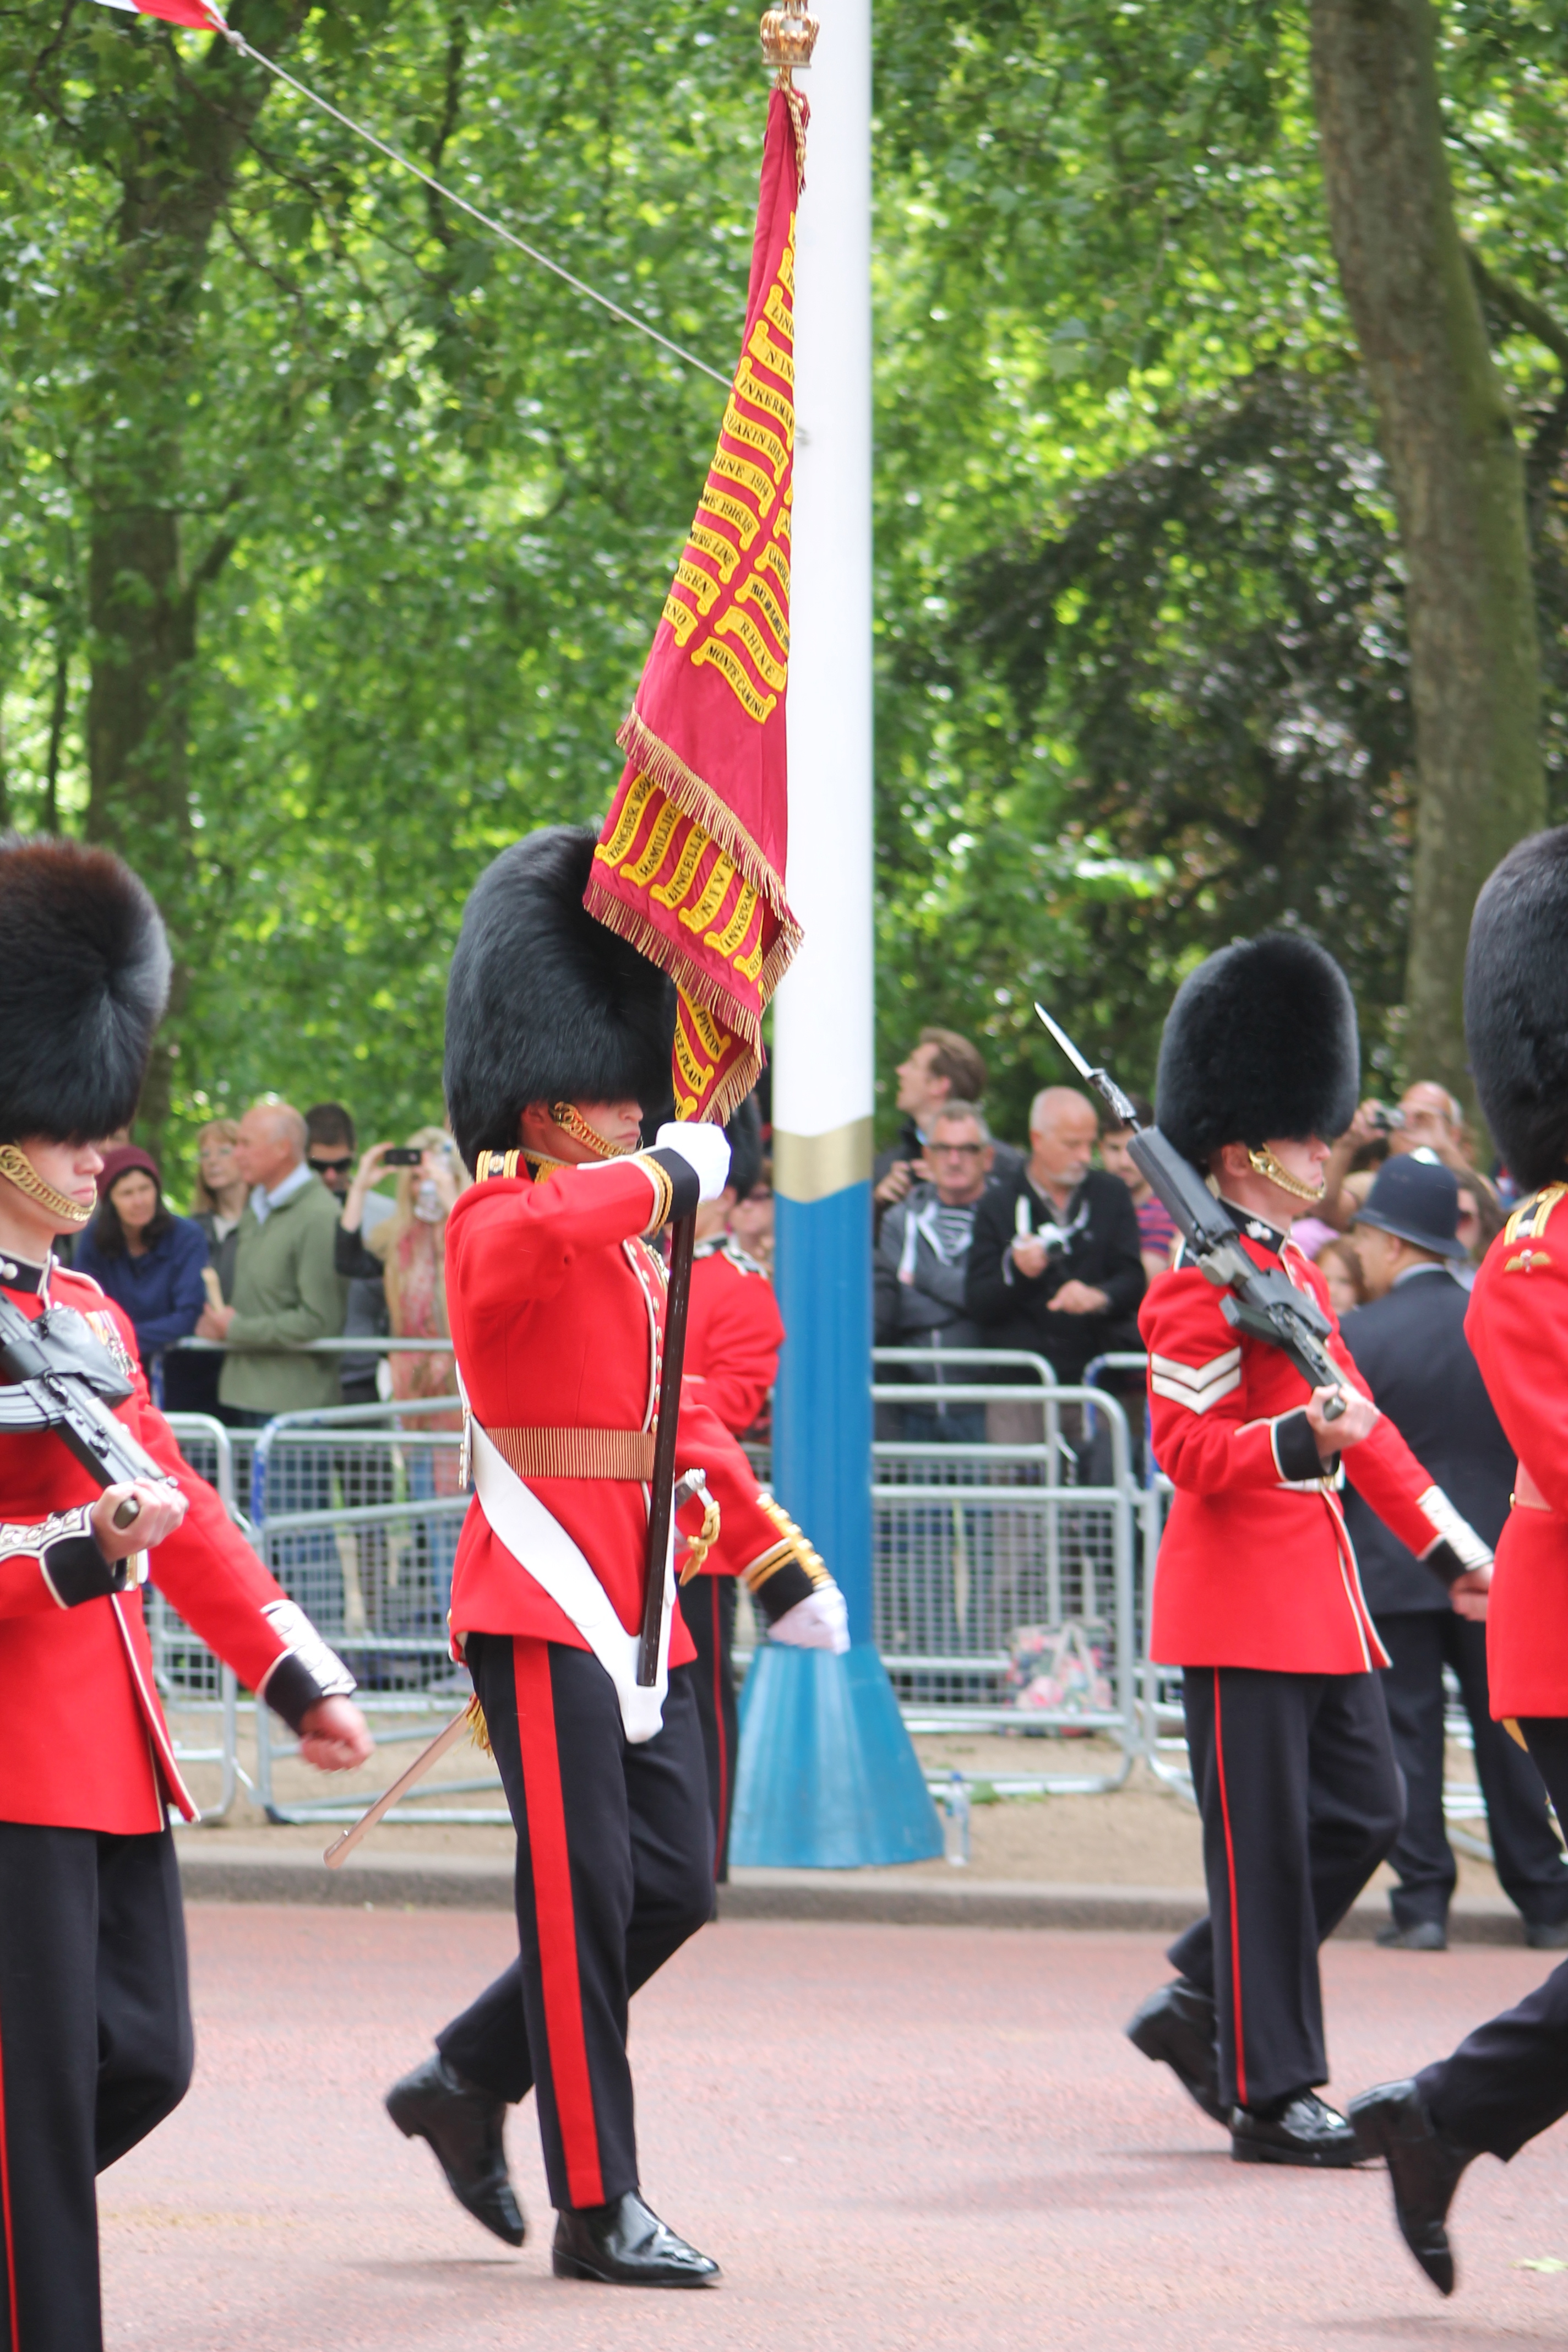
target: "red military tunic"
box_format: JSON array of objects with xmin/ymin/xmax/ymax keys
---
[
  {"xmin": 685, "ymin": 1232, "xmax": 782, "ymax": 1439},
  {"xmin": 446, "ymin": 1158, "xmax": 811, "ymax": 1661},
  {"xmin": 1144, "ymin": 1227, "xmax": 1476, "ymax": 1673},
  {"xmin": 0, "ymin": 1259, "xmax": 320, "ymax": 1832},
  {"xmin": 1467, "ymin": 1183, "xmax": 1568, "ymax": 1718}
]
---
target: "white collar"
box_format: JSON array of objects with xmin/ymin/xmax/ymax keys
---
[{"xmin": 251, "ymin": 1161, "xmax": 314, "ymax": 1223}]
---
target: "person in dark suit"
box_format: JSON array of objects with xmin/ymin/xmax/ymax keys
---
[{"xmin": 1341, "ymin": 1152, "xmax": 1568, "ymax": 1952}]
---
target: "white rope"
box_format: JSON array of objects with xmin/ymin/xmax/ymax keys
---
[{"xmin": 211, "ymin": 17, "xmax": 729, "ymax": 386}]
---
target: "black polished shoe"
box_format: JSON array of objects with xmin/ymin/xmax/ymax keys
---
[
  {"xmin": 1126, "ymin": 1979, "xmax": 1227, "ymax": 2125},
  {"xmin": 1230, "ymin": 2090, "xmax": 1361, "ymax": 2168},
  {"xmin": 1526, "ymin": 1917, "xmax": 1568, "ymax": 1950},
  {"xmin": 385, "ymin": 2052, "xmax": 526, "ymax": 2247},
  {"xmin": 1347, "ymin": 2079, "xmax": 1475, "ymax": 2297},
  {"xmin": 1376, "ymin": 1919, "xmax": 1448, "ymax": 1951},
  {"xmin": 552, "ymin": 2191, "xmax": 720, "ymax": 2287}
]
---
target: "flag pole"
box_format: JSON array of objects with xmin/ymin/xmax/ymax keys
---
[{"xmin": 729, "ymin": 0, "xmax": 941, "ymax": 1869}]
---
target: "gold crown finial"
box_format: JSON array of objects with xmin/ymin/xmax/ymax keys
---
[{"xmin": 760, "ymin": 0, "xmax": 819, "ymax": 77}]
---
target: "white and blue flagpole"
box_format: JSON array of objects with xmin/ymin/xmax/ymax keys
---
[{"xmin": 729, "ymin": 0, "xmax": 940, "ymax": 1867}]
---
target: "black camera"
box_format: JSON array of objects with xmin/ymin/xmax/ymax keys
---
[{"xmin": 383, "ymin": 1146, "xmax": 423, "ymax": 1167}]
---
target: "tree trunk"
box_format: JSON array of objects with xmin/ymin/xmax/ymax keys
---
[{"xmin": 1308, "ymin": 0, "xmax": 1545, "ymax": 1114}]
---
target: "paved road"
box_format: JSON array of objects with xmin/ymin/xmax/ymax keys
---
[{"xmin": 102, "ymin": 1908, "xmax": 1568, "ymax": 2349}]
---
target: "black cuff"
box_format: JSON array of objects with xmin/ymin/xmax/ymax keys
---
[
  {"xmin": 1273, "ymin": 1410, "xmax": 1329, "ymax": 1484},
  {"xmin": 1421, "ymin": 1538, "xmax": 1464, "ymax": 1590},
  {"xmin": 43, "ymin": 1533, "xmax": 123, "ymax": 1608},
  {"xmin": 755, "ymin": 1556, "xmax": 816, "ymax": 1622},
  {"xmin": 647, "ymin": 1147, "xmax": 701, "ymax": 1223},
  {"xmin": 264, "ymin": 1653, "xmax": 330, "ymax": 1736}
]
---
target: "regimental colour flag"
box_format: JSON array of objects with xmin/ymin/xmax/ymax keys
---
[
  {"xmin": 88, "ymin": 0, "xmax": 226, "ymax": 26},
  {"xmin": 585, "ymin": 88, "xmax": 804, "ymax": 1124}
]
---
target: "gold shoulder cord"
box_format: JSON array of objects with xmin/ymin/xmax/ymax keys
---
[
  {"xmin": 0, "ymin": 1145, "xmax": 92, "ymax": 1228},
  {"xmin": 1503, "ymin": 1182, "xmax": 1568, "ymax": 1248}
]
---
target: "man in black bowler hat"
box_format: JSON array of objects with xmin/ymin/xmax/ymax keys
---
[{"xmin": 1342, "ymin": 1153, "xmax": 1568, "ymax": 1952}]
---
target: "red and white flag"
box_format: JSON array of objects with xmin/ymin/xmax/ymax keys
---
[{"xmin": 88, "ymin": 0, "xmax": 226, "ymax": 28}]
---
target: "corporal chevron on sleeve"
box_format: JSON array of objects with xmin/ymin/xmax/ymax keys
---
[{"xmin": 1149, "ymin": 1347, "xmax": 1242, "ymax": 1415}]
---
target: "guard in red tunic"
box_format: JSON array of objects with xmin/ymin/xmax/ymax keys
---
[
  {"xmin": 384, "ymin": 829, "xmax": 845, "ymax": 2288},
  {"xmin": 1124, "ymin": 935, "xmax": 1493, "ymax": 2168},
  {"xmin": 0, "ymin": 837, "xmax": 371, "ymax": 2352},
  {"xmin": 1352, "ymin": 827, "xmax": 1568, "ymax": 2296},
  {"xmin": 681, "ymin": 1090, "xmax": 786, "ymax": 1880}
]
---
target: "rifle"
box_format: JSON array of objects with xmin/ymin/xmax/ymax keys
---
[
  {"xmin": 1033, "ymin": 1004, "xmax": 1347, "ymax": 1421},
  {"xmin": 0, "ymin": 1290, "xmax": 178, "ymax": 1527}
]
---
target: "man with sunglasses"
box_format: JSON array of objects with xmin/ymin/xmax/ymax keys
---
[
  {"xmin": 875, "ymin": 1102, "xmax": 997, "ymax": 1444},
  {"xmin": 306, "ymin": 1102, "xmax": 391, "ymax": 1408}
]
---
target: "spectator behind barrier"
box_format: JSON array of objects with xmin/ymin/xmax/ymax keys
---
[
  {"xmin": 1450, "ymin": 1161, "xmax": 1505, "ymax": 1288},
  {"xmin": 195, "ymin": 1099, "xmax": 349, "ymax": 1424},
  {"xmin": 1317, "ymin": 1235, "xmax": 1367, "ymax": 1319},
  {"xmin": 966, "ymin": 1085, "xmax": 1146, "ymax": 1393},
  {"xmin": 872, "ymin": 1025, "xmax": 1022, "ymax": 1226},
  {"xmin": 336, "ymin": 1129, "xmax": 467, "ymax": 1403},
  {"xmin": 168, "ymin": 1117, "xmax": 248, "ymax": 1415},
  {"xmin": 1321, "ymin": 1080, "xmax": 1472, "ymax": 1231},
  {"xmin": 1097, "ymin": 1093, "xmax": 1177, "ymax": 1285},
  {"xmin": 72, "ymin": 1144, "xmax": 209, "ymax": 1406},
  {"xmin": 875, "ymin": 1101, "xmax": 996, "ymax": 1443},
  {"xmin": 307, "ymin": 1100, "xmax": 391, "ymax": 1406}
]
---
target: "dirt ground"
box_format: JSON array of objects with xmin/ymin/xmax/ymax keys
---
[{"xmin": 167, "ymin": 1705, "xmax": 1510, "ymax": 1899}]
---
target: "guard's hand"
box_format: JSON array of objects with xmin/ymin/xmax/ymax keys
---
[
  {"xmin": 653, "ymin": 1120, "xmax": 731, "ymax": 1204},
  {"xmin": 298, "ymin": 1696, "xmax": 373, "ymax": 1771},
  {"xmin": 1011, "ymin": 1236, "xmax": 1050, "ymax": 1280},
  {"xmin": 874, "ymin": 1160, "xmax": 913, "ymax": 1208},
  {"xmin": 1305, "ymin": 1382, "xmax": 1379, "ymax": 1451},
  {"xmin": 1049, "ymin": 1280, "xmax": 1109, "ymax": 1316},
  {"xmin": 769, "ymin": 1586, "xmax": 850, "ymax": 1654},
  {"xmin": 90, "ymin": 1481, "xmax": 187, "ymax": 1561},
  {"xmin": 1450, "ymin": 1566, "xmax": 1491, "ymax": 1623}
]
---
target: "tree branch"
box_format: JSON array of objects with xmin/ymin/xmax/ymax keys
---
[{"xmin": 1465, "ymin": 243, "xmax": 1568, "ymax": 373}]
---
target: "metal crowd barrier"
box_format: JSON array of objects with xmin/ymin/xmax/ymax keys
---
[
  {"xmin": 245, "ymin": 1398, "xmax": 505, "ymax": 1826},
  {"xmin": 155, "ymin": 1414, "xmax": 242, "ymax": 1818}
]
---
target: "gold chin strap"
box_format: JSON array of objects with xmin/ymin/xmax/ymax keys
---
[
  {"xmin": 1246, "ymin": 1146, "xmax": 1326, "ymax": 1204},
  {"xmin": 551, "ymin": 1103, "xmax": 631, "ymax": 1161},
  {"xmin": 0, "ymin": 1145, "xmax": 93, "ymax": 1228}
]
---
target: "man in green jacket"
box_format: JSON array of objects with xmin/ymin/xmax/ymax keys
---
[{"xmin": 197, "ymin": 1101, "xmax": 349, "ymax": 1420}]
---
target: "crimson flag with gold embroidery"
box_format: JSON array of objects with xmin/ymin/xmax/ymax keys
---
[{"xmin": 584, "ymin": 88, "xmax": 803, "ymax": 1123}]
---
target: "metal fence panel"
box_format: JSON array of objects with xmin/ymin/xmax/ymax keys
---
[{"xmin": 155, "ymin": 1414, "xmax": 241, "ymax": 1817}]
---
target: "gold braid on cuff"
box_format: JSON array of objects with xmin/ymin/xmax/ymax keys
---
[
  {"xmin": 633, "ymin": 1153, "xmax": 675, "ymax": 1234},
  {"xmin": 743, "ymin": 1491, "xmax": 830, "ymax": 1593},
  {"xmin": 0, "ymin": 1145, "xmax": 93, "ymax": 1228}
]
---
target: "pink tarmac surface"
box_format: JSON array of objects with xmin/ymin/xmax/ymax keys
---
[{"xmin": 102, "ymin": 1907, "xmax": 1568, "ymax": 2350}]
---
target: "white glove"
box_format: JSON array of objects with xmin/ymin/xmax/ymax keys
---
[
  {"xmin": 769, "ymin": 1585, "xmax": 850, "ymax": 1655},
  {"xmin": 654, "ymin": 1120, "xmax": 732, "ymax": 1205}
]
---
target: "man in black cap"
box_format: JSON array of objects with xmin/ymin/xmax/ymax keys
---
[{"xmin": 1341, "ymin": 1153, "xmax": 1568, "ymax": 1953}]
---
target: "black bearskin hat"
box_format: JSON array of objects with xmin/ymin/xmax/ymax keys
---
[
  {"xmin": 0, "ymin": 835, "xmax": 170, "ymax": 1145},
  {"xmin": 1465, "ymin": 825, "xmax": 1568, "ymax": 1193},
  {"xmin": 725, "ymin": 1091, "xmax": 763, "ymax": 1202},
  {"xmin": 1155, "ymin": 931, "xmax": 1359, "ymax": 1169},
  {"xmin": 444, "ymin": 826, "xmax": 676, "ymax": 1172}
]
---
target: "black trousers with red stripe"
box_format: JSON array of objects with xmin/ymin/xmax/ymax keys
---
[
  {"xmin": 681, "ymin": 1575, "xmax": 738, "ymax": 1883},
  {"xmin": 1167, "ymin": 1665, "xmax": 1403, "ymax": 2114},
  {"xmin": 0, "ymin": 1822, "xmax": 193, "ymax": 2352},
  {"xmin": 437, "ymin": 1635, "xmax": 714, "ymax": 2212},
  {"xmin": 1419, "ymin": 1719, "xmax": 1568, "ymax": 2158}
]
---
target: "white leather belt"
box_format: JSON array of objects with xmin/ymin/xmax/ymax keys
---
[{"xmin": 466, "ymin": 1410, "xmax": 672, "ymax": 1744}]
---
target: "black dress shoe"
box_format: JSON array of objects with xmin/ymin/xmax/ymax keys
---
[
  {"xmin": 1347, "ymin": 2079, "xmax": 1475, "ymax": 2296},
  {"xmin": 1376, "ymin": 1919, "xmax": 1447, "ymax": 1951},
  {"xmin": 552, "ymin": 2191, "xmax": 720, "ymax": 2286},
  {"xmin": 1126, "ymin": 1979, "xmax": 1227, "ymax": 2124},
  {"xmin": 1526, "ymin": 1917, "xmax": 1568, "ymax": 1950},
  {"xmin": 385, "ymin": 2052, "xmax": 526, "ymax": 2247},
  {"xmin": 1230, "ymin": 2090, "xmax": 1360, "ymax": 2168}
]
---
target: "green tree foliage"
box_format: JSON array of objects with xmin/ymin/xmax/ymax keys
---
[{"xmin": 4, "ymin": 0, "xmax": 1568, "ymax": 1173}]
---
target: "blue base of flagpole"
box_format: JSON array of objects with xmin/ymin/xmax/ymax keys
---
[{"xmin": 729, "ymin": 1641, "xmax": 943, "ymax": 1869}]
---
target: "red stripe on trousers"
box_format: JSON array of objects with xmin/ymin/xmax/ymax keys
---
[
  {"xmin": 0, "ymin": 1990, "xmax": 18, "ymax": 2349},
  {"xmin": 513, "ymin": 1638, "xmax": 605, "ymax": 2208},
  {"xmin": 1212, "ymin": 1666, "xmax": 1247, "ymax": 2110},
  {"xmin": 710, "ymin": 1583, "xmax": 728, "ymax": 1871}
]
